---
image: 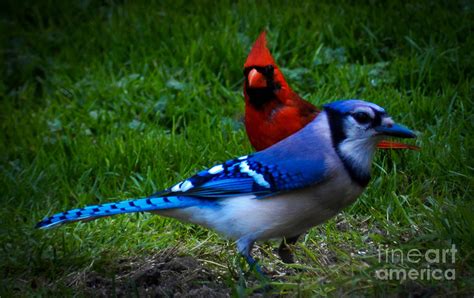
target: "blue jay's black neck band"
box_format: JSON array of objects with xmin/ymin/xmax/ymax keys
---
[
  {"xmin": 325, "ymin": 107, "xmax": 371, "ymax": 187},
  {"xmin": 325, "ymin": 107, "xmax": 346, "ymax": 147},
  {"xmin": 340, "ymin": 156, "xmax": 371, "ymax": 187}
]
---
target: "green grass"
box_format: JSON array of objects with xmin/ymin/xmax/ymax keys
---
[{"xmin": 1, "ymin": 0, "xmax": 473, "ymax": 296}]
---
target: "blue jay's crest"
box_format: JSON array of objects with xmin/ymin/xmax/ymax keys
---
[{"xmin": 323, "ymin": 99, "xmax": 385, "ymax": 114}]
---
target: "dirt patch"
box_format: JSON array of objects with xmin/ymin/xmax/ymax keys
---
[{"xmin": 67, "ymin": 249, "xmax": 230, "ymax": 297}]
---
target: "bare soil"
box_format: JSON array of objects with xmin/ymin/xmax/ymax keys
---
[{"xmin": 68, "ymin": 250, "xmax": 230, "ymax": 297}]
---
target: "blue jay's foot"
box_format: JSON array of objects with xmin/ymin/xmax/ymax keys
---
[
  {"xmin": 236, "ymin": 237, "xmax": 269, "ymax": 279},
  {"xmin": 278, "ymin": 235, "xmax": 300, "ymax": 264},
  {"xmin": 243, "ymin": 254, "xmax": 265, "ymax": 276},
  {"xmin": 242, "ymin": 256, "xmax": 274, "ymax": 294}
]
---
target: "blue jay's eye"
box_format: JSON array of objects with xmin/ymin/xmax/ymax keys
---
[{"xmin": 352, "ymin": 112, "xmax": 372, "ymax": 124}]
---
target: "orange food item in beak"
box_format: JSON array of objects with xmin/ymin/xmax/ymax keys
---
[
  {"xmin": 377, "ymin": 140, "xmax": 420, "ymax": 150},
  {"xmin": 248, "ymin": 68, "xmax": 267, "ymax": 88}
]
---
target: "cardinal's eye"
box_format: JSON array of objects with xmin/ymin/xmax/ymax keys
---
[
  {"xmin": 264, "ymin": 65, "xmax": 274, "ymax": 75},
  {"xmin": 352, "ymin": 112, "xmax": 371, "ymax": 124}
]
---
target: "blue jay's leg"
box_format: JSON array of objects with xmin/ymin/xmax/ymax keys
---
[
  {"xmin": 236, "ymin": 237, "xmax": 264, "ymax": 275},
  {"xmin": 278, "ymin": 235, "xmax": 300, "ymax": 264}
]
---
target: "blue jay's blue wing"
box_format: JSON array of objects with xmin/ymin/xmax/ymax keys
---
[
  {"xmin": 150, "ymin": 153, "xmax": 329, "ymax": 200},
  {"xmin": 37, "ymin": 147, "xmax": 329, "ymax": 229}
]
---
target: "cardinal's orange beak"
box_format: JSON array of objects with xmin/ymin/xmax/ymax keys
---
[{"xmin": 248, "ymin": 68, "xmax": 267, "ymax": 88}]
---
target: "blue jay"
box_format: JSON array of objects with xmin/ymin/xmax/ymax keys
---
[{"xmin": 37, "ymin": 99, "xmax": 416, "ymax": 270}]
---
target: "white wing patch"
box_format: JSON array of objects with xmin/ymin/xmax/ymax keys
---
[
  {"xmin": 239, "ymin": 161, "xmax": 270, "ymax": 188},
  {"xmin": 171, "ymin": 180, "xmax": 194, "ymax": 192},
  {"xmin": 208, "ymin": 164, "xmax": 224, "ymax": 174}
]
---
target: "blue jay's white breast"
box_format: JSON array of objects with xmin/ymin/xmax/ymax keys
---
[{"xmin": 158, "ymin": 162, "xmax": 364, "ymax": 242}]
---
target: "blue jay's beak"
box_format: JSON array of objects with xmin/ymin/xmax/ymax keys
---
[{"xmin": 375, "ymin": 123, "xmax": 416, "ymax": 138}]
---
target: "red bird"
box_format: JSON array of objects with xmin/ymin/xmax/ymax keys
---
[
  {"xmin": 243, "ymin": 31, "xmax": 419, "ymax": 152},
  {"xmin": 243, "ymin": 32, "xmax": 418, "ymax": 263}
]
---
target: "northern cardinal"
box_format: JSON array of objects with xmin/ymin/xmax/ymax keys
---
[
  {"xmin": 243, "ymin": 32, "xmax": 418, "ymax": 263},
  {"xmin": 243, "ymin": 31, "xmax": 419, "ymax": 152}
]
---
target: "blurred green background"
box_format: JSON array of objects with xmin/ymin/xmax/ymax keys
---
[{"xmin": 1, "ymin": 0, "xmax": 473, "ymax": 296}]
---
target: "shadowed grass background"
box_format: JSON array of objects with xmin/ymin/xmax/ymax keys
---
[{"xmin": 1, "ymin": 0, "xmax": 473, "ymax": 295}]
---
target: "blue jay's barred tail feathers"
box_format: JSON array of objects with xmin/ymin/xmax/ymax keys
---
[{"xmin": 36, "ymin": 196, "xmax": 207, "ymax": 229}]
